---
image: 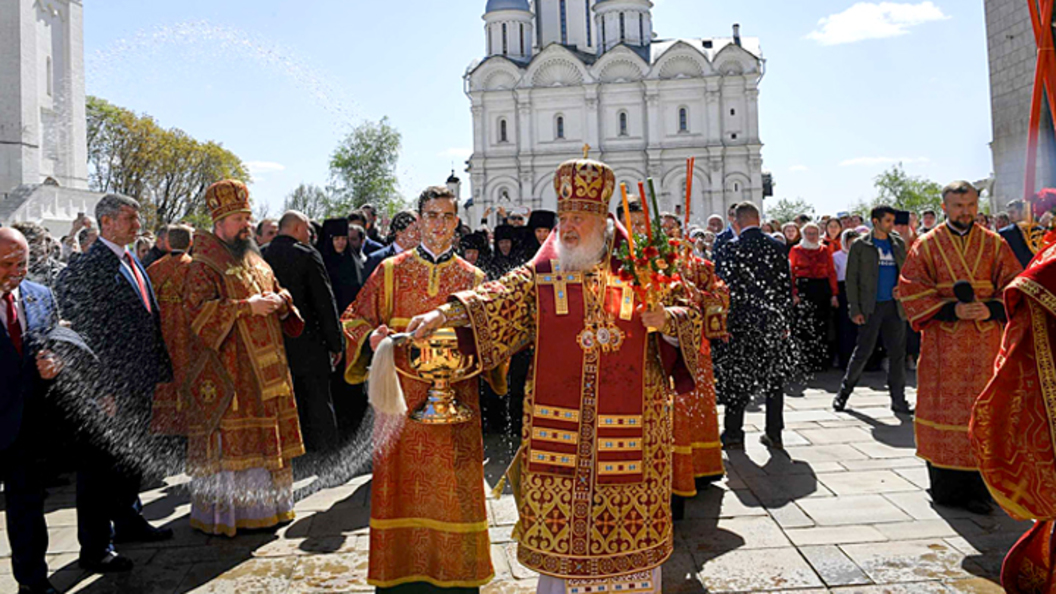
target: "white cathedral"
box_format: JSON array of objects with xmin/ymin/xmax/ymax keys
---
[{"xmin": 464, "ymin": 0, "xmax": 765, "ymax": 226}]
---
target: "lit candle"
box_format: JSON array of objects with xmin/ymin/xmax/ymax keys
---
[
  {"xmin": 638, "ymin": 181, "xmax": 652, "ymax": 238},
  {"xmin": 685, "ymin": 157, "xmax": 695, "ymax": 230},
  {"xmin": 621, "ymin": 183, "xmax": 636, "ymax": 253}
]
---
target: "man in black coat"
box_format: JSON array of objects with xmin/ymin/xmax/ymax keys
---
[
  {"xmin": 139, "ymin": 225, "xmax": 169, "ymax": 269},
  {"xmin": 56, "ymin": 194, "xmax": 174, "ymax": 574},
  {"xmin": 362, "ymin": 211, "xmax": 419, "ymax": 282},
  {"xmin": 263, "ymin": 211, "xmax": 345, "ymax": 456},
  {"xmin": 714, "ymin": 201, "xmax": 795, "ymax": 450}
]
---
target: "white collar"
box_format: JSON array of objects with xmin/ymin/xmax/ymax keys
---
[
  {"xmin": 98, "ymin": 236, "xmax": 129, "ymax": 259},
  {"xmin": 420, "ymin": 242, "xmax": 452, "ymax": 261}
]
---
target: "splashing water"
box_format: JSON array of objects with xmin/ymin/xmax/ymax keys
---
[{"xmin": 87, "ymin": 20, "xmax": 358, "ymax": 130}]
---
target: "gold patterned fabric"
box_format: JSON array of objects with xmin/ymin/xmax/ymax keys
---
[
  {"xmin": 448, "ymin": 228, "xmax": 703, "ymax": 580},
  {"xmin": 340, "ymin": 249, "xmax": 495, "ymax": 589}
]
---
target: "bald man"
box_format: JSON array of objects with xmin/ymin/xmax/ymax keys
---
[
  {"xmin": 0, "ymin": 228, "xmax": 62, "ymax": 594},
  {"xmin": 262, "ymin": 211, "xmax": 344, "ymax": 456}
]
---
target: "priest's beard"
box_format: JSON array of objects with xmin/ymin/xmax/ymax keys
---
[
  {"xmin": 225, "ymin": 236, "xmax": 260, "ymax": 260},
  {"xmin": 557, "ymin": 220, "xmax": 612, "ymax": 272},
  {"xmin": 799, "ymin": 238, "xmax": 821, "ymax": 250}
]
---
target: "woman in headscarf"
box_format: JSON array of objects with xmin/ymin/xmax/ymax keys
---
[
  {"xmin": 822, "ymin": 217, "xmax": 844, "ymax": 254},
  {"xmin": 789, "ymin": 222, "xmax": 838, "ymax": 372}
]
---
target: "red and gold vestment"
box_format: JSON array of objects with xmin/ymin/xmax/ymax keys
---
[
  {"xmin": 670, "ymin": 255, "xmax": 728, "ymax": 496},
  {"xmin": 181, "ymin": 231, "xmax": 306, "ymax": 535},
  {"xmin": 443, "ymin": 223, "xmax": 704, "ymax": 580},
  {"xmin": 898, "ymin": 224, "xmax": 1021, "ymax": 470},
  {"xmin": 341, "ymin": 248, "xmax": 493, "ymax": 590},
  {"xmin": 147, "ymin": 252, "xmax": 193, "ymax": 436}
]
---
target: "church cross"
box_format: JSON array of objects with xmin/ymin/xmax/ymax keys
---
[
  {"xmin": 536, "ymin": 260, "xmax": 581, "ymax": 316},
  {"xmin": 583, "ymin": 144, "xmax": 591, "ymax": 159}
]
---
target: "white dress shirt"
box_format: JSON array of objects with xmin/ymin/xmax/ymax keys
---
[{"xmin": 0, "ymin": 286, "xmax": 27, "ymax": 336}]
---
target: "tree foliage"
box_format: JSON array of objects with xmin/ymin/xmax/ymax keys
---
[
  {"xmin": 282, "ymin": 183, "xmax": 332, "ymax": 220},
  {"xmin": 765, "ymin": 197, "xmax": 816, "ymax": 223},
  {"xmin": 852, "ymin": 163, "xmax": 943, "ymax": 218},
  {"xmin": 328, "ymin": 117, "xmax": 405, "ymax": 217},
  {"xmin": 86, "ymin": 96, "xmax": 249, "ymax": 229}
]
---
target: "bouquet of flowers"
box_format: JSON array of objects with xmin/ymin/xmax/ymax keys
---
[{"xmin": 615, "ymin": 178, "xmax": 686, "ymax": 309}]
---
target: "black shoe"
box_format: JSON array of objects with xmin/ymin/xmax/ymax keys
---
[
  {"xmin": 79, "ymin": 551, "xmax": 134, "ymax": 573},
  {"xmin": 833, "ymin": 393, "xmax": 849, "ymax": 412},
  {"xmin": 891, "ymin": 402, "xmax": 915, "ymax": 415},
  {"xmin": 18, "ymin": 581, "xmax": 60, "ymax": 594},
  {"xmin": 114, "ymin": 522, "xmax": 174, "ymax": 544},
  {"xmin": 672, "ymin": 496, "xmax": 686, "ymax": 522},
  {"xmin": 760, "ymin": 434, "xmax": 784, "ymax": 450}
]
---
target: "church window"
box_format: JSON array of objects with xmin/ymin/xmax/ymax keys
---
[
  {"xmin": 602, "ymin": 19, "xmax": 607, "ymax": 48},
  {"xmin": 679, "ymin": 108, "xmax": 689, "ymax": 132},
  {"xmin": 734, "ymin": 182, "xmax": 740, "ymax": 192},
  {"xmin": 620, "ymin": 13, "xmax": 626, "ymax": 42},
  {"xmin": 731, "ymin": 133, "xmax": 738, "ymax": 140},
  {"xmin": 639, "ymin": 13, "xmax": 644, "ymax": 43},
  {"xmin": 556, "ymin": 115, "xmax": 565, "ymax": 139},
  {"xmin": 560, "ymin": 0, "xmax": 568, "ymax": 45},
  {"xmin": 586, "ymin": 1, "xmax": 593, "ymax": 46},
  {"xmin": 488, "ymin": 27, "xmax": 493, "ymax": 54},
  {"xmin": 730, "ymin": 108, "xmax": 736, "ymax": 116},
  {"xmin": 46, "ymin": 56, "xmax": 53, "ymax": 97},
  {"xmin": 499, "ymin": 118, "xmax": 509, "ymax": 143},
  {"xmin": 619, "ymin": 111, "xmax": 628, "ymax": 136},
  {"xmin": 520, "ymin": 23, "xmax": 525, "ymax": 55},
  {"xmin": 502, "ymin": 24, "xmax": 508, "ymax": 55}
]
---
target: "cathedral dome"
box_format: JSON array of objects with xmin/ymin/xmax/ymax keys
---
[{"xmin": 485, "ymin": 0, "xmax": 530, "ymax": 13}]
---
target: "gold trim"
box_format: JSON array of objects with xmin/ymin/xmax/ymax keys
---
[
  {"xmin": 383, "ymin": 257, "xmax": 395, "ymax": 322},
  {"xmin": 369, "ymin": 517, "xmax": 489, "ymax": 533},
  {"xmin": 598, "ymin": 438, "xmax": 642, "ymax": 452},
  {"xmin": 599, "ymin": 414, "xmax": 643, "ymax": 427},
  {"xmin": 529, "ymin": 450, "xmax": 577, "ymax": 468},
  {"xmin": 908, "ymin": 300, "xmax": 948, "ymax": 325},
  {"xmin": 1028, "ymin": 300, "xmax": 1056, "ymax": 462},
  {"xmin": 533, "ymin": 404, "xmax": 581, "ymax": 422},
  {"xmin": 532, "ymin": 427, "xmax": 579, "ymax": 444},
  {"xmin": 914, "ymin": 417, "xmax": 969, "ymax": 432},
  {"xmin": 190, "ymin": 511, "xmax": 295, "ymax": 538},
  {"xmin": 597, "ymin": 462, "xmax": 641, "ymax": 475}
]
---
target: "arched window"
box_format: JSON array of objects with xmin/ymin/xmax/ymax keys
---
[
  {"xmin": 520, "ymin": 23, "xmax": 525, "ymax": 55},
  {"xmin": 585, "ymin": 0, "xmax": 592, "ymax": 46},
  {"xmin": 619, "ymin": 12, "xmax": 626, "ymax": 42},
  {"xmin": 560, "ymin": 0, "xmax": 568, "ymax": 44},
  {"xmin": 502, "ymin": 23, "xmax": 508, "ymax": 55},
  {"xmin": 556, "ymin": 115, "xmax": 565, "ymax": 139},
  {"xmin": 639, "ymin": 13, "xmax": 644, "ymax": 43},
  {"xmin": 618, "ymin": 111, "xmax": 628, "ymax": 137},
  {"xmin": 499, "ymin": 118, "xmax": 509, "ymax": 143},
  {"xmin": 601, "ymin": 18, "xmax": 607, "ymax": 48},
  {"xmin": 488, "ymin": 27, "xmax": 493, "ymax": 54},
  {"xmin": 46, "ymin": 56, "xmax": 53, "ymax": 97},
  {"xmin": 679, "ymin": 107, "xmax": 689, "ymax": 132}
]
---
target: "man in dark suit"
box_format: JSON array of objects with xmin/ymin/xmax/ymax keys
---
[
  {"xmin": 714, "ymin": 201, "xmax": 794, "ymax": 450},
  {"xmin": 362, "ymin": 211, "xmax": 419, "ymax": 282},
  {"xmin": 348, "ymin": 210, "xmax": 384, "ymax": 257},
  {"xmin": 139, "ymin": 225, "xmax": 169, "ymax": 269},
  {"xmin": 263, "ymin": 211, "xmax": 345, "ymax": 455},
  {"xmin": 56, "ymin": 194, "xmax": 174, "ymax": 574},
  {"xmin": 998, "ymin": 199, "xmax": 1044, "ymax": 268},
  {"xmin": 0, "ymin": 228, "xmax": 62, "ymax": 594}
]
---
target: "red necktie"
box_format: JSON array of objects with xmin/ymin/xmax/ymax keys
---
[
  {"xmin": 124, "ymin": 251, "xmax": 152, "ymax": 313},
  {"xmin": 4, "ymin": 292, "xmax": 22, "ymax": 356}
]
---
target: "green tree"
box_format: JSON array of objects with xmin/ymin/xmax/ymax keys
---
[
  {"xmin": 328, "ymin": 117, "xmax": 405, "ymax": 216},
  {"xmin": 86, "ymin": 96, "xmax": 249, "ymax": 229},
  {"xmin": 766, "ymin": 197, "xmax": 816, "ymax": 223},
  {"xmin": 852, "ymin": 163, "xmax": 943, "ymax": 218},
  {"xmin": 283, "ymin": 183, "xmax": 332, "ymax": 220}
]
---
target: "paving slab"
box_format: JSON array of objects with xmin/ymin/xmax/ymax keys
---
[
  {"xmin": 797, "ymin": 495, "xmax": 913, "ymax": 526},
  {"xmin": 679, "ymin": 516, "xmax": 791, "ymax": 553},
  {"xmin": 815, "ymin": 470, "xmax": 919, "ymax": 496},
  {"xmin": 785, "ymin": 525, "xmax": 889, "ymax": 546},
  {"xmin": 696, "ymin": 547, "xmax": 826, "ymax": 592},
  {"xmin": 840, "ymin": 539, "xmax": 977, "ymax": 583},
  {"xmin": 800, "ymin": 544, "xmax": 872, "ymax": 587}
]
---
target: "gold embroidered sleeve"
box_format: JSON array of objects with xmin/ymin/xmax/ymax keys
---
[
  {"xmin": 340, "ymin": 269, "xmax": 386, "ymax": 385},
  {"xmin": 449, "ymin": 265, "xmax": 537, "ymax": 372},
  {"xmin": 438, "ymin": 302, "xmax": 470, "ymax": 327},
  {"xmin": 666, "ymin": 305, "xmax": 705, "ymax": 383}
]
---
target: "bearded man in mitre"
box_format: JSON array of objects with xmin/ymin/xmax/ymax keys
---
[
  {"xmin": 408, "ymin": 157, "xmax": 705, "ymax": 594},
  {"xmin": 180, "ymin": 180, "xmax": 307, "ymax": 536}
]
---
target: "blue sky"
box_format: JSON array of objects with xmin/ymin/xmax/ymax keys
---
[{"xmin": 83, "ymin": 1, "xmax": 991, "ymax": 217}]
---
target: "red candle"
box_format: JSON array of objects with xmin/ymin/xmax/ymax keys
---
[{"xmin": 638, "ymin": 181, "xmax": 652, "ymax": 238}]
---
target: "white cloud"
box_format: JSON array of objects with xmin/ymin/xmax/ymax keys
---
[
  {"xmin": 839, "ymin": 156, "xmax": 930, "ymax": 166},
  {"xmin": 244, "ymin": 161, "xmax": 286, "ymax": 176},
  {"xmin": 806, "ymin": 2, "xmax": 949, "ymax": 46},
  {"xmin": 789, "ymin": 165, "xmax": 809, "ymax": 172},
  {"xmin": 438, "ymin": 147, "xmax": 473, "ymax": 160}
]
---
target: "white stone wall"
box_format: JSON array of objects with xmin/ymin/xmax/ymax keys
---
[
  {"xmin": 0, "ymin": 0, "xmax": 87, "ymax": 198},
  {"xmin": 985, "ymin": 0, "xmax": 1054, "ymax": 210},
  {"xmin": 465, "ymin": 35, "xmax": 764, "ymax": 228}
]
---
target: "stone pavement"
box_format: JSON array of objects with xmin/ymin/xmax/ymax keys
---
[{"xmin": 0, "ymin": 370, "xmax": 1031, "ymax": 593}]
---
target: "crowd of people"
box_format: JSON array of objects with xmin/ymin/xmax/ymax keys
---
[{"xmin": 2, "ymin": 157, "xmax": 1055, "ymax": 593}]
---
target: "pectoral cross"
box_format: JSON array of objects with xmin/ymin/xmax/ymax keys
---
[
  {"xmin": 536, "ymin": 260, "xmax": 581, "ymax": 316},
  {"xmin": 610, "ymin": 277, "xmax": 635, "ymax": 321}
]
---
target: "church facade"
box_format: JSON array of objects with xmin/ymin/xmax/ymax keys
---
[{"xmin": 465, "ymin": 0, "xmax": 765, "ymax": 227}]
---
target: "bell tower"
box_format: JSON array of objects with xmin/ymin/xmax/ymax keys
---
[{"xmin": 0, "ymin": 0, "xmax": 88, "ymax": 195}]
